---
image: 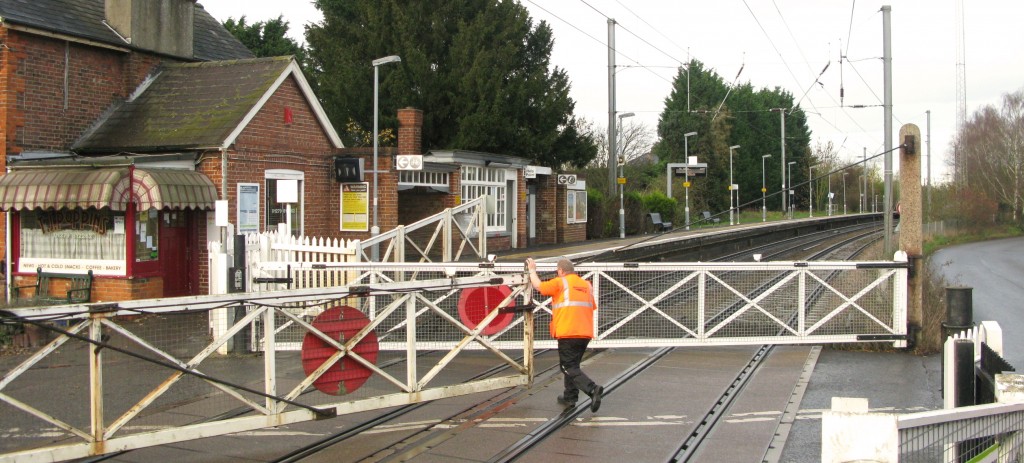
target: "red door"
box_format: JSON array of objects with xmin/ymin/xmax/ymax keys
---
[{"xmin": 161, "ymin": 212, "xmax": 190, "ymax": 297}]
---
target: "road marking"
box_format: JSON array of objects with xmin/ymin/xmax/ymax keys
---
[{"xmin": 233, "ymin": 430, "xmax": 324, "ymax": 437}]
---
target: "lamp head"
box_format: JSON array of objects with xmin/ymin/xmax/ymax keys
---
[
  {"xmin": 730, "ymin": 145, "xmax": 740, "ymax": 150},
  {"xmin": 684, "ymin": 131, "xmax": 698, "ymax": 138},
  {"xmin": 762, "ymin": 154, "xmax": 772, "ymax": 159},
  {"xmin": 372, "ymin": 55, "xmax": 402, "ymax": 66},
  {"xmin": 788, "ymin": 161, "xmax": 796, "ymax": 166},
  {"xmin": 618, "ymin": 112, "xmax": 635, "ymax": 120}
]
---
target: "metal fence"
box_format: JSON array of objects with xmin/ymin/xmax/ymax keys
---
[
  {"xmin": 899, "ymin": 403, "xmax": 1024, "ymax": 462},
  {"xmin": 237, "ymin": 258, "xmax": 908, "ymax": 352}
]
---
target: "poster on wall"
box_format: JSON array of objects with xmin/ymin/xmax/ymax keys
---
[
  {"xmin": 340, "ymin": 182, "xmax": 369, "ymax": 232},
  {"xmin": 574, "ymin": 191, "xmax": 588, "ymax": 222},
  {"xmin": 237, "ymin": 183, "xmax": 260, "ymax": 234}
]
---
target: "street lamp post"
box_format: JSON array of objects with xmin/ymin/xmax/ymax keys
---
[
  {"xmin": 371, "ymin": 55, "xmax": 401, "ymax": 261},
  {"xmin": 729, "ymin": 145, "xmax": 740, "ymax": 225},
  {"xmin": 859, "ymin": 175, "xmax": 864, "ymax": 213},
  {"xmin": 683, "ymin": 131, "xmax": 697, "ymax": 230},
  {"xmin": 787, "ymin": 161, "xmax": 796, "ymax": 218},
  {"xmin": 761, "ymin": 154, "xmax": 772, "ymax": 222},
  {"xmin": 809, "ymin": 165, "xmax": 817, "ymax": 218},
  {"xmin": 617, "ymin": 112, "xmax": 634, "ymax": 239},
  {"xmin": 862, "ymin": 147, "xmax": 868, "ymax": 213},
  {"xmin": 842, "ymin": 172, "xmax": 848, "ymax": 214},
  {"xmin": 827, "ymin": 172, "xmax": 832, "ymax": 216}
]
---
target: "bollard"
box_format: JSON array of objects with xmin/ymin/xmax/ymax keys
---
[{"xmin": 942, "ymin": 286, "xmax": 974, "ymax": 340}]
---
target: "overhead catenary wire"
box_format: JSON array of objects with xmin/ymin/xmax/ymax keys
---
[
  {"xmin": 576, "ymin": 143, "xmax": 906, "ymax": 264},
  {"xmin": 530, "ymin": 0, "xmax": 885, "ymax": 158}
]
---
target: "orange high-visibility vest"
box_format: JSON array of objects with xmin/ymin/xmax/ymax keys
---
[{"xmin": 537, "ymin": 274, "xmax": 596, "ymax": 339}]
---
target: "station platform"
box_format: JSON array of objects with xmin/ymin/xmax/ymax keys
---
[{"xmin": 498, "ymin": 222, "xmax": 724, "ymax": 262}]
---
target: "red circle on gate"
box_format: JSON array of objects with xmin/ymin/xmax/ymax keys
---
[
  {"xmin": 457, "ymin": 286, "xmax": 514, "ymax": 336},
  {"xmin": 300, "ymin": 306, "xmax": 378, "ymax": 395}
]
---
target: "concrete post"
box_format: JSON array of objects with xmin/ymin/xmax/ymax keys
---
[
  {"xmin": 899, "ymin": 123, "xmax": 923, "ymax": 346},
  {"xmin": 821, "ymin": 397, "xmax": 898, "ymax": 462}
]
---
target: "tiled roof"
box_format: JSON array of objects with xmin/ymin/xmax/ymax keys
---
[
  {"xmin": 74, "ymin": 57, "xmax": 294, "ymax": 152},
  {"xmin": 0, "ymin": 0, "xmax": 253, "ymax": 61}
]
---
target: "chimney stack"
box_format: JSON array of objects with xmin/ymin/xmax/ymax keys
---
[
  {"xmin": 397, "ymin": 108, "xmax": 423, "ymax": 156},
  {"xmin": 105, "ymin": 0, "xmax": 195, "ymax": 59}
]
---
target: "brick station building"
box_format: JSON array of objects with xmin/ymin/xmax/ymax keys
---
[{"xmin": 0, "ymin": 0, "xmax": 587, "ymax": 302}]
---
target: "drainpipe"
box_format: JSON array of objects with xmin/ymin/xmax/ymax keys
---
[
  {"xmin": 5, "ymin": 168, "xmax": 10, "ymax": 303},
  {"xmin": 220, "ymin": 148, "xmax": 227, "ymax": 245}
]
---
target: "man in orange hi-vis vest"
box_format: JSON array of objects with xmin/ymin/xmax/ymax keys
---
[{"xmin": 526, "ymin": 257, "xmax": 605, "ymax": 412}]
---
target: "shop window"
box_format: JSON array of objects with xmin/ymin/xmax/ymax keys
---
[{"xmin": 20, "ymin": 209, "xmax": 125, "ymax": 260}]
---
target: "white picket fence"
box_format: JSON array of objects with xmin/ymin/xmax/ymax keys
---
[
  {"xmin": 244, "ymin": 231, "xmax": 361, "ymax": 292},
  {"xmin": 206, "ymin": 198, "xmax": 491, "ymax": 351}
]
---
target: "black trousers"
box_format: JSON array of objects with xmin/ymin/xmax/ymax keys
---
[{"xmin": 558, "ymin": 337, "xmax": 596, "ymax": 400}]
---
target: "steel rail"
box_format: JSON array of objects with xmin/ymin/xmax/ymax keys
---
[{"xmin": 668, "ymin": 231, "xmax": 882, "ymax": 462}]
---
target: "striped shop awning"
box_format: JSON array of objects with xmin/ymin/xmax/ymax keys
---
[{"xmin": 0, "ymin": 167, "xmax": 218, "ymax": 211}]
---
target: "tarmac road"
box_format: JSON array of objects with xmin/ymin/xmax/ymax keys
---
[{"xmin": 929, "ymin": 236, "xmax": 1024, "ymax": 369}]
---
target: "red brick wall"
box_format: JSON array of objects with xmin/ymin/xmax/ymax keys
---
[
  {"xmin": 534, "ymin": 176, "xmax": 558, "ymax": 245},
  {"xmin": 0, "ymin": 28, "xmax": 168, "ymax": 295},
  {"xmin": 217, "ymin": 76, "xmax": 338, "ymax": 238},
  {"xmin": 8, "ymin": 274, "xmax": 163, "ymax": 304},
  {"xmin": 334, "ymin": 146, "xmax": 397, "ymax": 239},
  {"xmin": 93, "ymin": 277, "xmax": 164, "ymax": 302},
  {"xmin": 4, "ymin": 33, "xmax": 129, "ymax": 152}
]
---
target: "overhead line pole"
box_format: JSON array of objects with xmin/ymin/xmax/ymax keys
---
[
  {"xmin": 607, "ymin": 19, "xmax": 617, "ymax": 198},
  {"xmin": 882, "ymin": 5, "xmax": 894, "ymax": 256},
  {"xmin": 772, "ymin": 108, "xmax": 787, "ymax": 216}
]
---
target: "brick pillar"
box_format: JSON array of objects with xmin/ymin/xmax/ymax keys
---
[{"xmin": 397, "ymin": 108, "xmax": 423, "ymax": 155}]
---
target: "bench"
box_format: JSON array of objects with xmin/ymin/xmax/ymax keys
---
[
  {"xmin": 12, "ymin": 268, "xmax": 94, "ymax": 305},
  {"xmin": 646, "ymin": 212, "xmax": 672, "ymax": 232},
  {"xmin": 701, "ymin": 211, "xmax": 722, "ymax": 225}
]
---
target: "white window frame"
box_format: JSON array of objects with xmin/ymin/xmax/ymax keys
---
[
  {"xmin": 265, "ymin": 169, "xmax": 305, "ymax": 236},
  {"xmin": 460, "ymin": 165, "xmax": 507, "ymax": 232},
  {"xmin": 398, "ymin": 170, "xmax": 450, "ymax": 187}
]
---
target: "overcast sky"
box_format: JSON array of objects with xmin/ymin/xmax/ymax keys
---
[{"xmin": 201, "ymin": 0, "xmax": 1024, "ymax": 183}]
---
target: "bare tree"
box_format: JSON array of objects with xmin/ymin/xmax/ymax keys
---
[
  {"xmin": 585, "ymin": 119, "xmax": 657, "ymax": 168},
  {"xmin": 959, "ymin": 88, "xmax": 1024, "ymax": 222}
]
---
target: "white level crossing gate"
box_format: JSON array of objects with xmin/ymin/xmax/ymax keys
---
[{"xmin": 0, "ymin": 257, "xmax": 907, "ymax": 462}]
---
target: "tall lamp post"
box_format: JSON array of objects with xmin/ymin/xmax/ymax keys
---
[
  {"xmin": 729, "ymin": 145, "xmax": 740, "ymax": 225},
  {"xmin": 761, "ymin": 154, "xmax": 772, "ymax": 222},
  {"xmin": 827, "ymin": 172, "xmax": 832, "ymax": 216},
  {"xmin": 842, "ymin": 172, "xmax": 848, "ymax": 214},
  {"xmin": 371, "ymin": 55, "xmax": 401, "ymax": 261},
  {"xmin": 787, "ymin": 161, "xmax": 796, "ymax": 218},
  {"xmin": 859, "ymin": 175, "xmax": 864, "ymax": 213},
  {"xmin": 617, "ymin": 112, "xmax": 634, "ymax": 239},
  {"xmin": 683, "ymin": 131, "xmax": 697, "ymax": 230},
  {"xmin": 809, "ymin": 164, "xmax": 817, "ymax": 218}
]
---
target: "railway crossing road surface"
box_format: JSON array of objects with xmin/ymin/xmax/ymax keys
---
[{"xmin": 81, "ymin": 347, "xmax": 941, "ymax": 462}]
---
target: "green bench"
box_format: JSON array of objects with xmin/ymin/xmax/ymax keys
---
[{"xmin": 12, "ymin": 268, "xmax": 94, "ymax": 305}]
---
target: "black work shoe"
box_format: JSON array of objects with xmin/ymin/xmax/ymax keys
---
[
  {"xmin": 589, "ymin": 386, "xmax": 604, "ymax": 413},
  {"xmin": 556, "ymin": 395, "xmax": 577, "ymax": 407}
]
